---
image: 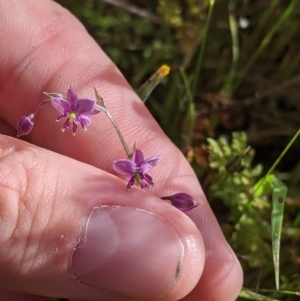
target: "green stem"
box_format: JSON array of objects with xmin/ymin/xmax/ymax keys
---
[
  {"xmin": 97, "ymin": 105, "xmax": 131, "ymax": 158},
  {"xmin": 191, "ymin": 0, "xmax": 215, "ymax": 101},
  {"xmin": 223, "ymin": 0, "xmax": 239, "ymax": 98},
  {"xmin": 237, "ymin": 128, "xmax": 300, "ymax": 223},
  {"xmin": 252, "ymin": 127, "xmax": 300, "ymax": 203},
  {"xmin": 180, "ymin": 68, "xmax": 195, "ymax": 145},
  {"xmin": 265, "ymin": 128, "xmax": 300, "ymax": 177},
  {"xmin": 232, "ymin": 0, "xmax": 296, "ymax": 93}
]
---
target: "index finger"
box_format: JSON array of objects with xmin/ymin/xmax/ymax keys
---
[{"xmin": 0, "ymin": 0, "xmax": 243, "ymax": 300}]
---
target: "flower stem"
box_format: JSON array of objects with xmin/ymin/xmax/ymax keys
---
[
  {"xmin": 33, "ymin": 99, "xmax": 51, "ymax": 114},
  {"xmin": 191, "ymin": 0, "xmax": 215, "ymax": 101},
  {"xmin": 98, "ymin": 105, "xmax": 131, "ymax": 158}
]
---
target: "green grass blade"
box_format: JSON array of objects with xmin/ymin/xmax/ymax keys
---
[
  {"xmin": 239, "ymin": 288, "xmax": 280, "ymax": 300},
  {"xmin": 271, "ymin": 178, "xmax": 287, "ymax": 291},
  {"xmin": 243, "ymin": 288, "xmax": 300, "ymax": 299},
  {"xmin": 191, "ymin": 0, "xmax": 215, "ymax": 100},
  {"xmin": 233, "ymin": 0, "xmax": 297, "ymax": 92},
  {"xmin": 253, "ymin": 128, "xmax": 300, "ymax": 201},
  {"xmin": 247, "ymin": 0, "xmax": 280, "ymax": 48},
  {"xmin": 267, "ymin": 128, "xmax": 300, "ymax": 176},
  {"xmin": 179, "ymin": 68, "xmax": 195, "ymax": 145},
  {"xmin": 223, "ymin": 0, "xmax": 239, "ymax": 97}
]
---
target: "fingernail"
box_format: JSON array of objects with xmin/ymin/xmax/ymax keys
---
[{"xmin": 71, "ymin": 206, "xmax": 183, "ymax": 300}]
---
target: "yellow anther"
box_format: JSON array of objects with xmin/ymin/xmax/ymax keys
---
[
  {"xmin": 69, "ymin": 112, "xmax": 76, "ymax": 122},
  {"xmin": 157, "ymin": 64, "xmax": 170, "ymax": 78}
]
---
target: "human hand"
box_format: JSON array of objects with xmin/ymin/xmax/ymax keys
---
[{"xmin": 0, "ymin": 0, "xmax": 243, "ymax": 300}]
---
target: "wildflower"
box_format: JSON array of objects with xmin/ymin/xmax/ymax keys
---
[
  {"xmin": 50, "ymin": 87, "xmax": 101, "ymax": 135},
  {"xmin": 113, "ymin": 148, "xmax": 160, "ymax": 190},
  {"xmin": 17, "ymin": 114, "xmax": 35, "ymax": 137},
  {"xmin": 161, "ymin": 193, "xmax": 198, "ymax": 212}
]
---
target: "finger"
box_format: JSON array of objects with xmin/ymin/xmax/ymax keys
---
[
  {"xmin": 0, "ymin": 134, "xmax": 204, "ymax": 301},
  {"xmin": 0, "ymin": 289, "xmax": 52, "ymax": 301},
  {"xmin": 0, "ymin": 0, "xmax": 243, "ymax": 300}
]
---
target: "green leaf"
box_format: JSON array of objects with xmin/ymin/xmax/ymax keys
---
[
  {"xmin": 271, "ymin": 177, "xmax": 287, "ymax": 291},
  {"xmin": 253, "ymin": 174, "xmax": 276, "ymax": 198}
]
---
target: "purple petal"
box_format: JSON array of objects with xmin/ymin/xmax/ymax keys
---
[
  {"xmin": 62, "ymin": 119, "xmax": 71, "ymax": 132},
  {"xmin": 56, "ymin": 113, "xmax": 67, "ymax": 121},
  {"xmin": 74, "ymin": 98, "xmax": 97, "ymax": 115},
  {"xmin": 51, "ymin": 98, "xmax": 71, "ymax": 113},
  {"xmin": 66, "ymin": 88, "xmax": 78, "ymax": 106},
  {"xmin": 72, "ymin": 122, "xmax": 78, "ymax": 135},
  {"xmin": 143, "ymin": 173, "xmax": 154, "ymax": 185},
  {"xmin": 139, "ymin": 181, "xmax": 150, "ymax": 189},
  {"xmin": 126, "ymin": 176, "xmax": 135, "ymax": 190},
  {"xmin": 140, "ymin": 155, "xmax": 160, "ymax": 173},
  {"xmin": 88, "ymin": 106, "xmax": 102, "ymax": 115},
  {"xmin": 113, "ymin": 159, "xmax": 137, "ymax": 175},
  {"xmin": 131, "ymin": 149, "xmax": 144, "ymax": 165},
  {"xmin": 78, "ymin": 115, "xmax": 91, "ymax": 128},
  {"xmin": 138, "ymin": 173, "xmax": 154, "ymax": 189}
]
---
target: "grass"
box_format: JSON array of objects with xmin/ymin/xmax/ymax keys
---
[{"xmin": 56, "ymin": 1, "xmax": 300, "ymax": 300}]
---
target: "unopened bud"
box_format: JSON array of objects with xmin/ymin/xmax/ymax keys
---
[
  {"xmin": 162, "ymin": 193, "xmax": 198, "ymax": 212},
  {"xmin": 17, "ymin": 114, "xmax": 35, "ymax": 137}
]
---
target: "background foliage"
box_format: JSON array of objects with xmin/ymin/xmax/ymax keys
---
[{"xmin": 56, "ymin": 1, "xmax": 300, "ymax": 300}]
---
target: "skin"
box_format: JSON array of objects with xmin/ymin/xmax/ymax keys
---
[{"xmin": 0, "ymin": 0, "xmax": 243, "ymax": 300}]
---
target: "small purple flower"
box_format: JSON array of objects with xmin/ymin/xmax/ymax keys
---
[
  {"xmin": 17, "ymin": 114, "xmax": 35, "ymax": 137},
  {"xmin": 162, "ymin": 193, "xmax": 198, "ymax": 212},
  {"xmin": 113, "ymin": 148, "xmax": 160, "ymax": 190},
  {"xmin": 50, "ymin": 87, "xmax": 101, "ymax": 135}
]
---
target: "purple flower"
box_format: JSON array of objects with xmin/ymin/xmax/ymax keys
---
[
  {"xmin": 113, "ymin": 148, "xmax": 160, "ymax": 190},
  {"xmin": 162, "ymin": 193, "xmax": 198, "ymax": 212},
  {"xmin": 50, "ymin": 87, "xmax": 100, "ymax": 135},
  {"xmin": 17, "ymin": 114, "xmax": 35, "ymax": 137}
]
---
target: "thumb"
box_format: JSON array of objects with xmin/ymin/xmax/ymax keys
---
[{"xmin": 0, "ymin": 134, "xmax": 204, "ymax": 301}]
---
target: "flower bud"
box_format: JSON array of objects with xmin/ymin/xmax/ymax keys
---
[
  {"xmin": 162, "ymin": 193, "xmax": 198, "ymax": 212},
  {"xmin": 17, "ymin": 114, "xmax": 35, "ymax": 137}
]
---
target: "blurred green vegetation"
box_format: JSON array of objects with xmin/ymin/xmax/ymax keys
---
[{"xmin": 56, "ymin": 0, "xmax": 300, "ymax": 300}]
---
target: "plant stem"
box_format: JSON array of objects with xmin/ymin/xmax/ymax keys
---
[
  {"xmin": 191, "ymin": 0, "xmax": 215, "ymax": 101},
  {"xmin": 265, "ymin": 128, "xmax": 300, "ymax": 177},
  {"xmin": 223, "ymin": 0, "xmax": 239, "ymax": 98},
  {"xmin": 33, "ymin": 99, "xmax": 51, "ymax": 114},
  {"xmin": 253, "ymin": 128, "xmax": 300, "ymax": 201},
  {"xmin": 232, "ymin": 0, "xmax": 296, "ymax": 93},
  {"xmin": 180, "ymin": 68, "xmax": 195, "ymax": 145},
  {"xmin": 98, "ymin": 105, "xmax": 131, "ymax": 158}
]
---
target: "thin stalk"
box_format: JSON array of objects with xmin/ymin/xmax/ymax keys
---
[
  {"xmin": 99, "ymin": 106, "xmax": 131, "ymax": 158},
  {"xmin": 247, "ymin": 0, "xmax": 280, "ymax": 47},
  {"xmin": 241, "ymin": 128, "xmax": 300, "ymax": 216},
  {"xmin": 33, "ymin": 98, "xmax": 51, "ymax": 114},
  {"xmin": 233, "ymin": 0, "xmax": 296, "ymax": 93},
  {"xmin": 247, "ymin": 129, "xmax": 300, "ymax": 208},
  {"xmin": 191, "ymin": 0, "xmax": 215, "ymax": 101},
  {"xmin": 223, "ymin": 0, "xmax": 239, "ymax": 98},
  {"xmin": 180, "ymin": 68, "xmax": 195, "ymax": 145},
  {"xmin": 94, "ymin": 87, "xmax": 131, "ymax": 158},
  {"xmin": 265, "ymin": 128, "xmax": 300, "ymax": 177}
]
